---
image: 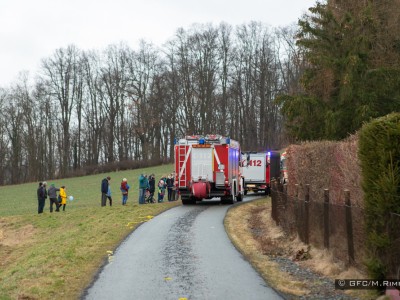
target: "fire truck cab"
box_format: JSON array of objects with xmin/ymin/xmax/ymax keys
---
[{"xmin": 174, "ymin": 134, "xmax": 244, "ymax": 205}]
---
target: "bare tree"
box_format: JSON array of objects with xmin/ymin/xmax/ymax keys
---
[
  {"xmin": 127, "ymin": 40, "xmax": 161, "ymax": 160},
  {"xmin": 81, "ymin": 50, "xmax": 105, "ymax": 165},
  {"xmin": 98, "ymin": 44, "xmax": 130, "ymax": 162},
  {"xmin": 41, "ymin": 45, "xmax": 81, "ymax": 176},
  {"xmin": 3, "ymin": 90, "xmax": 24, "ymax": 184},
  {"xmin": 216, "ymin": 22, "xmax": 233, "ymax": 135}
]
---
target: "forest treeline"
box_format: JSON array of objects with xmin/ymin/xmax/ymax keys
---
[
  {"xmin": 1, "ymin": 0, "xmax": 399, "ymax": 185},
  {"xmin": 0, "ymin": 22, "xmax": 302, "ymax": 185}
]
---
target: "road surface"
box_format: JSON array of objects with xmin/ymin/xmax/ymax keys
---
[{"xmin": 83, "ymin": 198, "xmax": 282, "ymax": 300}]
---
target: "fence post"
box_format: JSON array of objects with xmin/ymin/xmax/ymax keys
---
[
  {"xmin": 324, "ymin": 189, "xmax": 330, "ymax": 249},
  {"xmin": 283, "ymin": 183, "xmax": 288, "ymax": 206},
  {"xmin": 345, "ymin": 189, "xmax": 355, "ymax": 265},
  {"xmin": 271, "ymin": 179, "xmax": 276, "ymax": 223},
  {"xmin": 304, "ymin": 184, "xmax": 310, "ymax": 245}
]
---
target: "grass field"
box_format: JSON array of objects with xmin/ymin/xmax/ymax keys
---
[{"xmin": 0, "ymin": 163, "xmax": 180, "ymax": 299}]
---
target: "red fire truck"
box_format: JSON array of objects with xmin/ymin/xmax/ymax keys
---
[
  {"xmin": 241, "ymin": 151, "xmax": 271, "ymax": 195},
  {"xmin": 174, "ymin": 134, "xmax": 244, "ymax": 205}
]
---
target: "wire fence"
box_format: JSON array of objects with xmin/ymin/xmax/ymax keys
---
[{"xmin": 271, "ymin": 180, "xmax": 400, "ymax": 278}]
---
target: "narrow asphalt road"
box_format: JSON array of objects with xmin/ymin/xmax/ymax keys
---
[{"xmin": 83, "ymin": 197, "xmax": 282, "ymax": 300}]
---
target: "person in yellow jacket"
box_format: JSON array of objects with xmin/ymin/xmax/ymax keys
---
[{"xmin": 59, "ymin": 185, "xmax": 67, "ymax": 211}]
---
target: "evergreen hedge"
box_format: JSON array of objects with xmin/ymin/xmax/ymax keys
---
[{"xmin": 358, "ymin": 113, "xmax": 400, "ymax": 280}]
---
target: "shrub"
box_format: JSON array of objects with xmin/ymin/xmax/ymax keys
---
[{"xmin": 358, "ymin": 113, "xmax": 400, "ymax": 280}]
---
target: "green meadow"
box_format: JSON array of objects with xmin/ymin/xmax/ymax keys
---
[{"xmin": 0, "ymin": 164, "xmax": 180, "ymax": 299}]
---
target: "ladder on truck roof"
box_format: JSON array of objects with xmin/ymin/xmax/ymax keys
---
[{"xmin": 178, "ymin": 144, "xmax": 191, "ymax": 187}]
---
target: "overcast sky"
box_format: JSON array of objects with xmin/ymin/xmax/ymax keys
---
[{"xmin": 0, "ymin": 0, "xmax": 316, "ymax": 87}]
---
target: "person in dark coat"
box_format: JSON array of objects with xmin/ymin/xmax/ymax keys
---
[
  {"xmin": 166, "ymin": 174, "xmax": 174, "ymax": 201},
  {"xmin": 101, "ymin": 176, "xmax": 111, "ymax": 207},
  {"xmin": 148, "ymin": 174, "xmax": 155, "ymax": 203},
  {"xmin": 37, "ymin": 182, "xmax": 46, "ymax": 214},
  {"xmin": 48, "ymin": 183, "xmax": 60, "ymax": 212}
]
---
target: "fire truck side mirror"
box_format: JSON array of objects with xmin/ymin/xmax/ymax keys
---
[{"xmin": 218, "ymin": 164, "xmax": 225, "ymax": 170}]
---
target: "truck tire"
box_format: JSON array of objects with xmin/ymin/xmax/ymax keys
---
[
  {"xmin": 222, "ymin": 182, "xmax": 237, "ymax": 204},
  {"xmin": 265, "ymin": 186, "xmax": 271, "ymax": 196},
  {"xmin": 236, "ymin": 193, "xmax": 243, "ymax": 202},
  {"xmin": 238, "ymin": 178, "xmax": 244, "ymax": 201},
  {"xmin": 221, "ymin": 195, "xmax": 234, "ymax": 205},
  {"xmin": 182, "ymin": 197, "xmax": 196, "ymax": 205}
]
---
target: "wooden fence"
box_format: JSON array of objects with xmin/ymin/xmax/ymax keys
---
[
  {"xmin": 271, "ymin": 180, "xmax": 400, "ymax": 278},
  {"xmin": 271, "ymin": 180, "xmax": 365, "ymax": 270}
]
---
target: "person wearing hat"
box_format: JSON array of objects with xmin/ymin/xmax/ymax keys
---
[{"xmin": 48, "ymin": 183, "xmax": 60, "ymax": 212}]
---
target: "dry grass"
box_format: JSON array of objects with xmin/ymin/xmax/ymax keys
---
[
  {"xmin": 224, "ymin": 198, "xmax": 377, "ymax": 299},
  {"xmin": 225, "ymin": 198, "xmax": 308, "ymax": 297}
]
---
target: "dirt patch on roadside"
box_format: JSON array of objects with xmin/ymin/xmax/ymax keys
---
[{"xmin": 225, "ymin": 198, "xmax": 374, "ymax": 299}]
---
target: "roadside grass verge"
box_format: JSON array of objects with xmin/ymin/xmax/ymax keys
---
[
  {"xmin": 0, "ymin": 164, "xmax": 180, "ymax": 299},
  {"xmin": 224, "ymin": 198, "xmax": 376, "ymax": 300},
  {"xmin": 224, "ymin": 198, "xmax": 307, "ymax": 297}
]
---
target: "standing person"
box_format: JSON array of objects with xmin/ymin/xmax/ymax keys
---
[
  {"xmin": 157, "ymin": 177, "xmax": 166, "ymax": 203},
  {"xmin": 138, "ymin": 174, "xmax": 148, "ymax": 204},
  {"xmin": 101, "ymin": 176, "xmax": 111, "ymax": 207},
  {"xmin": 43, "ymin": 181, "xmax": 48, "ymax": 203},
  {"xmin": 37, "ymin": 182, "xmax": 46, "ymax": 214},
  {"xmin": 148, "ymin": 174, "xmax": 155, "ymax": 203},
  {"xmin": 48, "ymin": 183, "xmax": 60, "ymax": 212},
  {"xmin": 106, "ymin": 183, "xmax": 112, "ymax": 206},
  {"xmin": 120, "ymin": 178, "xmax": 130, "ymax": 205},
  {"xmin": 166, "ymin": 174, "xmax": 174, "ymax": 202},
  {"xmin": 59, "ymin": 185, "xmax": 67, "ymax": 211}
]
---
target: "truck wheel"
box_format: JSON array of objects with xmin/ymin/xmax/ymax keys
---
[
  {"xmin": 221, "ymin": 196, "xmax": 234, "ymax": 205},
  {"xmin": 265, "ymin": 186, "xmax": 271, "ymax": 196},
  {"xmin": 182, "ymin": 197, "xmax": 196, "ymax": 205},
  {"xmin": 236, "ymin": 193, "xmax": 243, "ymax": 202}
]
